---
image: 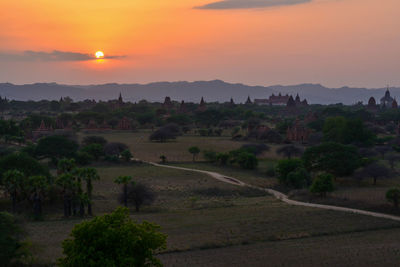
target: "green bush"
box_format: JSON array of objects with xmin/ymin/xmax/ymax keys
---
[
  {"xmin": 0, "ymin": 212, "xmax": 30, "ymax": 265},
  {"xmin": 216, "ymin": 153, "xmax": 229, "ymax": 165},
  {"xmin": 75, "ymin": 151, "xmax": 93, "ymax": 166},
  {"xmin": 286, "ymin": 168, "xmax": 311, "ymax": 189},
  {"xmin": 203, "ymin": 150, "xmax": 217, "ymax": 163},
  {"xmin": 275, "ymin": 159, "xmax": 304, "ymax": 186},
  {"xmin": 386, "ymin": 188, "xmax": 400, "ymax": 208},
  {"xmin": 310, "ymin": 173, "xmax": 334, "ymax": 197},
  {"xmin": 58, "ymin": 207, "xmax": 166, "ymax": 267}
]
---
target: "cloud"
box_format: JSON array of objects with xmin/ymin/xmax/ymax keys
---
[
  {"xmin": 195, "ymin": 0, "xmax": 311, "ymax": 9},
  {"xmin": 0, "ymin": 50, "xmax": 125, "ymax": 61}
]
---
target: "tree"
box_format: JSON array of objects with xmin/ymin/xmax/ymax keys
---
[
  {"xmin": 0, "ymin": 212, "xmax": 30, "ymax": 266},
  {"xmin": 114, "ymin": 176, "xmax": 133, "ymax": 207},
  {"xmin": 240, "ymin": 143, "xmax": 270, "ymax": 156},
  {"xmin": 82, "ymin": 136, "xmax": 107, "ymax": 147},
  {"xmin": 355, "ymin": 162, "xmax": 392, "ymax": 185},
  {"xmin": 126, "ymin": 182, "xmax": 156, "ymax": 212},
  {"xmin": 3, "ymin": 170, "xmax": 25, "ymax": 213},
  {"xmin": 76, "ymin": 168, "xmax": 100, "ymax": 215},
  {"xmin": 310, "ymin": 173, "xmax": 334, "ymax": 197},
  {"xmin": 216, "ymin": 152, "xmax": 229, "ymax": 165},
  {"xmin": 82, "ymin": 144, "xmax": 104, "ymax": 161},
  {"xmin": 58, "ymin": 207, "xmax": 166, "ymax": 267},
  {"xmin": 121, "ymin": 149, "xmax": 133, "ymax": 162},
  {"xmin": 57, "ymin": 158, "xmax": 76, "ymax": 174},
  {"xmin": 302, "ymin": 142, "xmax": 360, "ymax": 177},
  {"xmin": 386, "ymin": 153, "xmax": 400, "ymax": 170},
  {"xmin": 0, "ymin": 152, "xmax": 49, "ymax": 184},
  {"xmin": 28, "ymin": 175, "xmax": 48, "ymax": 219},
  {"xmin": 277, "ymin": 145, "xmax": 303, "ymax": 159},
  {"xmin": 203, "ymin": 150, "xmax": 217, "ymax": 163},
  {"xmin": 159, "ymin": 155, "xmax": 167, "ymax": 164},
  {"xmin": 104, "ymin": 142, "xmax": 128, "ymax": 157},
  {"xmin": 57, "ymin": 173, "xmax": 74, "ymax": 217},
  {"xmin": 36, "ymin": 135, "xmax": 78, "ymax": 164},
  {"xmin": 386, "ymin": 188, "xmax": 400, "ymax": 209},
  {"xmin": 188, "ymin": 146, "xmax": 200, "ymax": 162},
  {"xmin": 275, "ymin": 159, "xmax": 308, "ymax": 187},
  {"xmin": 150, "ymin": 128, "xmax": 177, "ymax": 142}
]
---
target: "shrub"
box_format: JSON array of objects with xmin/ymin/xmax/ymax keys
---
[
  {"xmin": 275, "ymin": 159, "xmax": 303, "ymax": 185},
  {"xmin": 240, "ymin": 143, "xmax": 270, "ymax": 155},
  {"xmin": 386, "ymin": 188, "xmax": 400, "ymax": 208},
  {"xmin": 82, "ymin": 136, "xmax": 107, "ymax": 147},
  {"xmin": 75, "ymin": 151, "xmax": 93, "ymax": 166},
  {"xmin": 188, "ymin": 146, "xmax": 200, "ymax": 162},
  {"xmin": 123, "ymin": 183, "xmax": 156, "ymax": 212},
  {"xmin": 150, "ymin": 129, "xmax": 177, "ymax": 142},
  {"xmin": 216, "ymin": 153, "xmax": 229, "ymax": 165},
  {"xmin": 203, "ymin": 150, "xmax": 217, "ymax": 163},
  {"xmin": 0, "ymin": 212, "xmax": 30, "ymax": 265},
  {"xmin": 104, "ymin": 142, "xmax": 128, "ymax": 156},
  {"xmin": 310, "ymin": 173, "xmax": 335, "ymax": 197},
  {"xmin": 58, "ymin": 207, "xmax": 166, "ymax": 267},
  {"xmin": 82, "ymin": 143, "xmax": 104, "ymax": 161},
  {"xmin": 236, "ymin": 152, "xmax": 258, "ymax": 170},
  {"xmin": 121, "ymin": 149, "xmax": 133, "ymax": 162},
  {"xmin": 286, "ymin": 168, "xmax": 311, "ymax": 189}
]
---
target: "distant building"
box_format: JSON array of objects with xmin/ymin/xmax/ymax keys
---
[
  {"xmin": 367, "ymin": 97, "xmax": 377, "ymax": 109},
  {"xmin": 287, "ymin": 119, "xmax": 311, "ymax": 143},
  {"xmin": 245, "ymin": 96, "xmax": 252, "ymax": 105},
  {"xmin": 117, "ymin": 117, "xmax": 132, "ymax": 130},
  {"xmin": 178, "ymin": 101, "xmax": 188, "ymax": 114},
  {"xmin": 198, "ymin": 97, "xmax": 207, "ymax": 112},
  {"xmin": 254, "ymin": 93, "xmax": 290, "ymax": 106},
  {"xmin": 163, "ymin": 96, "xmax": 173, "ymax": 110},
  {"xmin": 380, "ymin": 88, "xmax": 395, "ymax": 107}
]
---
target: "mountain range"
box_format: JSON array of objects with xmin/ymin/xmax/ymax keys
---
[{"xmin": 0, "ymin": 80, "xmax": 399, "ymax": 105}]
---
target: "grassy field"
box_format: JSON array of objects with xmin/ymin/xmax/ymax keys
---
[
  {"xmin": 23, "ymin": 163, "xmax": 400, "ymax": 265},
  {"xmin": 10, "ymin": 132, "xmax": 400, "ymax": 266},
  {"xmin": 78, "ymin": 130, "xmax": 283, "ymax": 162}
]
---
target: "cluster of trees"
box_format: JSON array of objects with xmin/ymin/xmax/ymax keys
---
[
  {"xmin": 114, "ymin": 176, "xmax": 155, "ymax": 212},
  {"xmin": 0, "ymin": 154, "xmax": 101, "ymax": 218},
  {"xmin": 21, "ymin": 135, "xmax": 132, "ymax": 166},
  {"xmin": 202, "ymin": 144, "xmax": 264, "ymax": 170}
]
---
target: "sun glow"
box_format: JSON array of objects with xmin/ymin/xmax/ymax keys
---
[{"xmin": 95, "ymin": 51, "xmax": 104, "ymax": 59}]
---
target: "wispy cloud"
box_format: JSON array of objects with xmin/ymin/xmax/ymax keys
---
[
  {"xmin": 195, "ymin": 0, "xmax": 311, "ymax": 9},
  {"xmin": 0, "ymin": 50, "xmax": 125, "ymax": 61}
]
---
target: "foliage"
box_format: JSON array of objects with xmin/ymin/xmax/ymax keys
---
[
  {"xmin": 150, "ymin": 128, "xmax": 177, "ymax": 142},
  {"xmin": 276, "ymin": 145, "xmax": 303, "ymax": 159},
  {"xmin": 188, "ymin": 146, "xmax": 200, "ymax": 162},
  {"xmin": 323, "ymin": 116, "xmax": 376, "ymax": 146},
  {"xmin": 82, "ymin": 136, "xmax": 108, "ymax": 147},
  {"xmin": 121, "ymin": 149, "xmax": 133, "ymax": 162},
  {"xmin": 104, "ymin": 142, "xmax": 128, "ymax": 157},
  {"xmin": 75, "ymin": 151, "xmax": 93, "ymax": 166},
  {"xmin": 354, "ymin": 162, "xmax": 392, "ymax": 185},
  {"xmin": 203, "ymin": 150, "xmax": 217, "ymax": 163},
  {"xmin": 386, "ymin": 188, "xmax": 400, "ymax": 208},
  {"xmin": 58, "ymin": 207, "xmax": 166, "ymax": 267},
  {"xmin": 124, "ymin": 182, "xmax": 156, "ymax": 212},
  {"xmin": 3, "ymin": 170, "xmax": 25, "ymax": 212},
  {"xmin": 229, "ymin": 149, "xmax": 258, "ymax": 169},
  {"xmin": 0, "ymin": 152, "xmax": 49, "ymax": 184},
  {"xmin": 36, "ymin": 135, "xmax": 79, "ymax": 163},
  {"xmin": 82, "ymin": 144, "xmax": 104, "ymax": 161},
  {"xmin": 275, "ymin": 159, "xmax": 309, "ymax": 188},
  {"xmin": 240, "ymin": 143, "xmax": 270, "ymax": 155},
  {"xmin": 115, "ymin": 176, "xmax": 133, "ymax": 207},
  {"xmin": 216, "ymin": 153, "xmax": 229, "ymax": 165},
  {"xmin": 302, "ymin": 142, "xmax": 361, "ymax": 177},
  {"xmin": 0, "ymin": 212, "xmax": 30, "ymax": 266},
  {"xmin": 310, "ymin": 173, "xmax": 335, "ymax": 197}
]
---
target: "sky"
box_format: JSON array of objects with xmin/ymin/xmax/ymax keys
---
[{"xmin": 0, "ymin": 0, "xmax": 399, "ymax": 88}]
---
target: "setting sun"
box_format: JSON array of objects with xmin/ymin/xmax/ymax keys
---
[{"xmin": 95, "ymin": 51, "xmax": 104, "ymax": 59}]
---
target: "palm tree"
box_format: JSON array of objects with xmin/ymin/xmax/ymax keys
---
[
  {"xmin": 277, "ymin": 145, "xmax": 303, "ymax": 159},
  {"xmin": 76, "ymin": 168, "xmax": 100, "ymax": 215},
  {"xmin": 3, "ymin": 170, "xmax": 25, "ymax": 213},
  {"xmin": 56, "ymin": 173, "xmax": 74, "ymax": 217},
  {"xmin": 57, "ymin": 158, "xmax": 76, "ymax": 175},
  {"xmin": 28, "ymin": 175, "xmax": 48, "ymax": 219},
  {"xmin": 114, "ymin": 176, "xmax": 133, "ymax": 207}
]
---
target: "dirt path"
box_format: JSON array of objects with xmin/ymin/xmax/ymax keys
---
[{"xmin": 149, "ymin": 162, "xmax": 400, "ymax": 222}]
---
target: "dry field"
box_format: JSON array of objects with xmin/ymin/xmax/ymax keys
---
[
  {"xmin": 23, "ymin": 163, "xmax": 400, "ymax": 265},
  {"xmin": 78, "ymin": 130, "xmax": 282, "ymax": 162}
]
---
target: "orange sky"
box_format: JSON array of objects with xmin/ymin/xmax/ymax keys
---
[{"xmin": 0, "ymin": 0, "xmax": 399, "ymax": 87}]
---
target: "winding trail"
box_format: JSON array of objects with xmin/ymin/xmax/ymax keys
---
[{"xmin": 149, "ymin": 162, "xmax": 400, "ymax": 222}]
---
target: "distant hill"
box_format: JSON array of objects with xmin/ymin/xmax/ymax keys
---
[{"xmin": 0, "ymin": 80, "xmax": 399, "ymax": 105}]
